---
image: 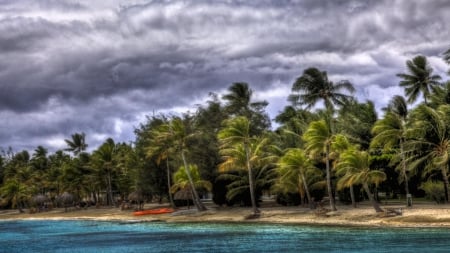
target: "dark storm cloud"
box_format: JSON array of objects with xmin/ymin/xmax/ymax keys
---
[{"xmin": 0, "ymin": 0, "xmax": 449, "ymax": 152}]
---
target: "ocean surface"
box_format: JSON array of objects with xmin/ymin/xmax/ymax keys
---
[{"xmin": 1, "ymin": 220, "xmax": 450, "ymax": 252}]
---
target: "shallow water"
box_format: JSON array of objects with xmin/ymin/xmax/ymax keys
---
[{"xmin": 1, "ymin": 220, "xmax": 450, "ymax": 252}]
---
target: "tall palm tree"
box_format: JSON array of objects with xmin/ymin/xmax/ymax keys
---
[
  {"xmin": 405, "ymin": 104, "xmax": 450, "ymax": 202},
  {"xmin": 303, "ymin": 119, "xmax": 337, "ymax": 211},
  {"xmin": 153, "ymin": 117, "xmax": 207, "ymax": 211},
  {"xmin": 222, "ymin": 82, "xmax": 270, "ymax": 134},
  {"xmin": 218, "ymin": 116, "xmax": 270, "ymax": 215},
  {"xmin": 289, "ymin": 67, "xmax": 355, "ymax": 111},
  {"xmin": 91, "ymin": 138, "xmax": 117, "ymax": 206},
  {"xmin": 371, "ymin": 95, "xmax": 411, "ymax": 206},
  {"xmin": 336, "ymin": 149, "xmax": 386, "ymax": 213},
  {"xmin": 276, "ymin": 148, "xmax": 322, "ymax": 209},
  {"xmin": 330, "ymin": 134, "xmax": 358, "ymax": 207},
  {"xmin": 146, "ymin": 140, "xmax": 176, "ymax": 208},
  {"xmin": 397, "ymin": 55, "xmax": 442, "ymax": 105},
  {"xmin": 65, "ymin": 132, "xmax": 88, "ymax": 156}
]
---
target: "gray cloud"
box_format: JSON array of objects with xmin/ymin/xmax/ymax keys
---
[{"xmin": 0, "ymin": 0, "xmax": 449, "ymax": 152}]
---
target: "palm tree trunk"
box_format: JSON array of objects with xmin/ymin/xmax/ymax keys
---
[
  {"xmin": 441, "ymin": 166, "xmax": 449, "ymax": 203},
  {"xmin": 107, "ymin": 168, "xmax": 114, "ymax": 206},
  {"xmin": 181, "ymin": 151, "xmax": 207, "ymax": 211},
  {"xmin": 363, "ymin": 183, "xmax": 383, "ymax": 212},
  {"xmin": 350, "ymin": 185, "xmax": 356, "ymax": 208},
  {"xmin": 301, "ymin": 173, "xmax": 314, "ymax": 209},
  {"xmin": 166, "ymin": 158, "xmax": 176, "ymax": 208},
  {"xmin": 400, "ymin": 141, "xmax": 411, "ymax": 206},
  {"xmin": 325, "ymin": 144, "xmax": 337, "ymax": 211},
  {"xmin": 245, "ymin": 143, "xmax": 259, "ymax": 215}
]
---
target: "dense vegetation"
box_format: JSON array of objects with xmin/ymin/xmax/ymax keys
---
[{"xmin": 1, "ymin": 50, "xmax": 450, "ymax": 213}]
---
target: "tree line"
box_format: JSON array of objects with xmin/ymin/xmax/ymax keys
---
[{"xmin": 1, "ymin": 49, "xmax": 450, "ymax": 214}]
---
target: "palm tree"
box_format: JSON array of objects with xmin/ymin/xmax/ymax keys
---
[
  {"xmin": 0, "ymin": 178, "xmax": 29, "ymax": 213},
  {"xmin": 218, "ymin": 116, "xmax": 270, "ymax": 215},
  {"xmin": 91, "ymin": 138, "xmax": 117, "ymax": 206},
  {"xmin": 430, "ymin": 81, "xmax": 450, "ymax": 107},
  {"xmin": 153, "ymin": 117, "xmax": 207, "ymax": 211},
  {"xmin": 336, "ymin": 148, "xmax": 386, "ymax": 213},
  {"xmin": 65, "ymin": 132, "xmax": 88, "ymax": 156},
  {"xmin": 289, "ymin": 67, "xmax": 355, "ymax": 111},
  {"xmin": 397, "ymin": 55, "xmax": 442, "ymax": 105},
  {"xmin": 338, "ymin": 99, "xmax": 377, "ymax": 150},
  {"xmin": 171, "ymin": 164, "xmax": 212, "ymax": 205},
  {"xmin": 276, "ymin": 148, "xmax": 322, "ymax": 209},
  {"xmin": 303, "ymin": 119, "xmax": 338, "ymax": 211},
  {"xmin": 146, "ymin": 126, "xmax": 176, "ymax": 208},
  {"xmin": 371, "ymin": 95, "xmax": 411, "ymax": 206},
  {"xmin": 222, "ymin": 82, "xmax": 270, "ymax": 134},
  {"xmin": 405, "ymin": 105, "xmax": 450, "ymax": 202}
]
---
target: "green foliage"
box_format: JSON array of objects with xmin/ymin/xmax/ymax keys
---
[
  {"xmin": 397, "ymin": 55, "xmax": 442, "ymax": 104},
  {"xmin": 420, "ymin": 181, "xmax": 446, "ymax": 204}
]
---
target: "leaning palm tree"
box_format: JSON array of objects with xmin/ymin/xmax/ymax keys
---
[
  {"xmin": 153, "ymin": 117, "xmax": 207, "ymax": 211},
  {"xmin": 289, "ymin": 67, "xmax": 355, "ymax": 111},
  {"xmin": 171, "ymin": 164, "xmax": 212, "ymax": 204},
  {"xmin": 336, "ymin": 149, "xmax": 386, "ymax": 213},
  {"xmin": 405, "ymin": 104, "xmax": 450, "ymax": 202},
  {"xmin": 218, "ymin": 116, "xmax": 270, "ymax": 215},
  {"xmin": 397, "ymin": 55, "xmax": 442, "ymax": 105},
  {"xmin": 303, "ymin": 119, "xmax": 337, "ymax": 211},
  {"xmin": 276, "ymin": 148, "xmax": 322, "ymax": 209},
  {"xmin": 371, "ymin": 95, "xmax": 412, "ymax": 206},
  {"xmin": 65, "ymin": 132, "xmax": 88, "ymax": 156}
]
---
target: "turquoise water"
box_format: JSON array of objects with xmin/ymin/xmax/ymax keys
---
[{"xmin": 1, "ymin": 220, "xmax": 450, "ymax": 252}]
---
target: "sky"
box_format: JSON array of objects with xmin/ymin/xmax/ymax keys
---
[{"xmin": 0, "ymin": 0, "xmax": 449, "ymax": 153}]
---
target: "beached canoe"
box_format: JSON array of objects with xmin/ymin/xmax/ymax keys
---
[{"xmin": 133, "ymin": 208, "xmax": 175, "ymax": 216}]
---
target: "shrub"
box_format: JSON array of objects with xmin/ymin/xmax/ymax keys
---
[{"xmin": 420, "ymin": 181, "xmax": 445, "ymax": 204}]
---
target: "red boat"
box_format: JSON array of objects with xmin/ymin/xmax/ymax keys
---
[{"xmin": 133, "ymin": 207, "xmax": 175, "ymax": 216}]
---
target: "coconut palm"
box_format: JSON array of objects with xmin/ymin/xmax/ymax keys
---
[
  {"xmin": 429, "ymin": 81, "xmax": 450, "ymax": 107},
  {"xmin": 303, "ymin": 119, "xmax": 338, "ymax": 211},
  {"xmin": 0, "ymin": 178, "xmax": 29, "ymax": 213},
  {"xmin": 65, "ymin": 132, "xmax": 88, "ymax": 156},
  {"xmin": 146, "ymin": 134, "xmax": 176, "ymax": 208},
  {"xmin": 153, "ymin": 117, "xmax": 207, "ymax": 211},
  {"xmin": 289, "ymin": 67, "xmax": 355, "ymax": 111},
  {"xmin": 91, "ymin": 138, "xmax": 117, "ymax": 206},
  {"xmin": 222, "ymin": 82, "xmax": 270, "ymax": 134},
  {"xmin": 330, "ymin": 134, "xmax": 359, "ymax": 207},
  {"xmin": 171, "ymin": 164, "xmax": 212, "ymax": 203},
  {"xmin": 397, "ymin": 55, "xmax": 442, "ymax": 105},
  {"xmin": 405, "ymin": 104, "xmax": 450, "ymax": 202},
  {"xmin": 218, "ymin": 116, "xmax": 270, "ymax": 215},
  {"xmin": 371, "ymin": 95, "xmax": 412, "ymax": 206},
  {"xmin": 336, "ymin": 149, "xmax": 386, "ymax": 213},
  {"xmin": 276, "ymin": 148, "xmax": 322, "ymax": 209}
]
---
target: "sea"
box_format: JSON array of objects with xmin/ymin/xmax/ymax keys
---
[{"xmin": 1, "ymin": 220, "xmax": 450, "ymax": 252}]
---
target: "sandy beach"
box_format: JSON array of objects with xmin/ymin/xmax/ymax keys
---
[{"xmin": 2, "ymin": 201, "xmax": 450, "ymax": 228}]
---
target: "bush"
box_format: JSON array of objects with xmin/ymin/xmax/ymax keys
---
[{"xmin": 420, "ymin": 181, "xmax": 445, "ymax": 204}]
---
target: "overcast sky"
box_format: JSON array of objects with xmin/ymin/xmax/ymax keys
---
[{"xmin": 0, "ymin": 0, "xmax": 449, "ymax": 153}]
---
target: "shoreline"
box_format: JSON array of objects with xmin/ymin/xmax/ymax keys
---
[{"xmin": 2, "ymin": 202, "xmax": 450, "ymax": 228}]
